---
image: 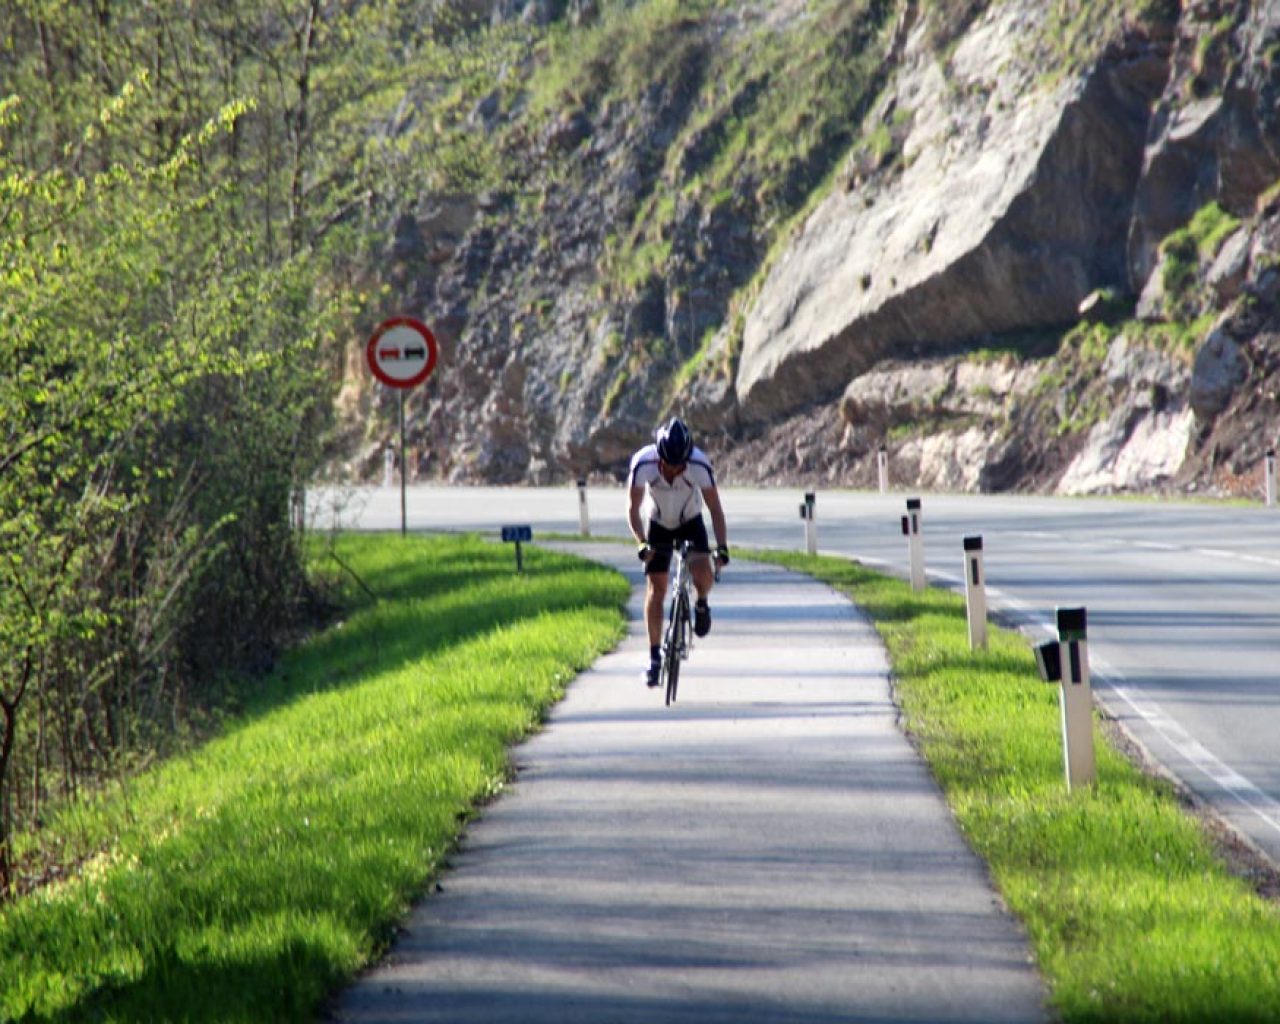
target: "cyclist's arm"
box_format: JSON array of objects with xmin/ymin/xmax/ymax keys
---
[
  {"xmin": 628, "ymin": 484, "xmax": 648, "ymax": 545},
  {"xmin": 702, "ymin": 485, "xmax": 728, "ymax": 551}
]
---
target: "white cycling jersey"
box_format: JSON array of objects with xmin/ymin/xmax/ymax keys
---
[{"xmin": 627, "ymin": 443, "xmax": 717, "ymax": 529}]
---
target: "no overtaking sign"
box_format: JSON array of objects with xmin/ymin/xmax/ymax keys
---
[
  {"xmin": 366, "ymin": 316, "xmax": 438, "ymax": 389},
  {"xmin": 366, "ymin": 314, "xmax": 439, "ymax": 537}
]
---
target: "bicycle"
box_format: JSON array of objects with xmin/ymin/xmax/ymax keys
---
[{"xmin": 657, "ymin": 541, "xmax": 722, "ymax": 706}]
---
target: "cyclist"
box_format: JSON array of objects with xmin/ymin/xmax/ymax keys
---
[{"xmin": 627, "ymin": 417, "xmax": 729, "ymax": 688}]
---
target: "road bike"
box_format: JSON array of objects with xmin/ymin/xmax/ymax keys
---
[
  {"xmin": 658, "ymin": 541, "xmax": 724, "ymax": 706},
  {"xmin": 659, "ymin": 541, "xmax": 696, "ymax": 706}
]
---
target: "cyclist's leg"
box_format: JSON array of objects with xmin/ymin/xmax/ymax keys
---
[
  {"xmin": 640, "ymin": 573, "xmax": 666, "ymax": 687},
  {"xmin": 690, "ymin": 554, "xmax": 715, "ymax": 599},
  {"xmin": 675, "ymin": 518, "xmax": 715, "ymax": 637},
  {"xmin": 672, "ymin": 518, "xmax": 713, "ymax": 597},
  {"xmin": 643, "ymin": 524, "xmax": 676, "ymax": 686},
  {"xmin": 644, "ymin": 572, "xmax": 667, "ymax": 648},
  {"xmin": 645, "ymin": 524, "xmax": 677, "ymax": 645}
]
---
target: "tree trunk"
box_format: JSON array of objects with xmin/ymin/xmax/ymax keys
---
[
  {"xmin": 0, "ymin": 653, "xmax": 33, "ymax": 899},
  {"xmin": 288, "ymin": 0, "xmax": 320, "ymax": 258}
]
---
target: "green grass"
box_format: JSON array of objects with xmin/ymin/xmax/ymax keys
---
[
  {"xmin": 1160, "ymin": 200, "xmax": 1242, "ymax": 317},
  {"xmin": 752, "ymin": 548, "xmax": 1280, "ymax": 1022},
  {"xmin": 0, "ymin": 533, "xmax": 628, "ymax": 1023}
]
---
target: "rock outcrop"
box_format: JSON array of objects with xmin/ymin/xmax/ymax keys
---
[
  {"xmin": 735, "ymin": 2, "xmax": 1165, "ymax": 424},
  {"xmin": 1055, "ymin": 334, "xmax": 1193, "ymax": 495},
  {"xmin": 1127, "ymin": 2, "xmax": 1280, "ymax": 288}
]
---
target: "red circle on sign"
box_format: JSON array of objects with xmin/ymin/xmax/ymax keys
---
[{"xmin": 366, "ymin": 316, "xmax": 439, "ymax": 389}]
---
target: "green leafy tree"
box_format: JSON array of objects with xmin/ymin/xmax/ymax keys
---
[{"xmin": 0, "ymin": 9, "xmax": 346, "ymax": 889}]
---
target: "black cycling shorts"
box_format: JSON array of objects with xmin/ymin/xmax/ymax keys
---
[{"xmin": 645, "ymin": 517, "xmax": 710, "ymax": 576}]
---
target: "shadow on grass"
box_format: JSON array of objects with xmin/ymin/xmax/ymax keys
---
[
  {"xmin": 907, "ymin": 647, "xmax": 1042, "ymax": 680},
  {"xmin": 315, "ymin": 533, "xmax": 542, "ymax": 607},
  {"xmin": 36, "ymin": 939, "xmax": 342, "ymax": 1024},
  {"xmin": 247, "ymin": 535, "xmax": 628, "ymax": 713}
]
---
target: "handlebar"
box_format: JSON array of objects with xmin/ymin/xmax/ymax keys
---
[{"xmin": 638, "ymin": 541, "xmax": 727, "ymax": 570}]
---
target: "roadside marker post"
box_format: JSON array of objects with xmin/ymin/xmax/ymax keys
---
[
  {"xmin": 577, "ymin": 479, "xmax": 591, "ymax": 537},
  {"xmin": 963, "ymin": 536, "xmax": 987, "ymax": 650},
  {"xmin": 1266, "ymin": 449, "xmax": 1276, "ymax": 507},
  {"xmin": 799, "ymin": 492, "xmax": 817, "ymax": 555},
  {"xmin": 1034, "ymin": 606, "xmax": 1096, "ymax": 791},
  {"xmin": 383, "ymin": 448, "xmax": 395, "ymax": 488},
  {"xmin": 877, "ymin": 447, "xmax": 888, "ymax": 494},
  {"xmin": 501, "ymin": 525, "xmax": 533, "ymax": 574},
  {"xmin": 901, "ymin": 498, "xmax": 925, "ymax": 590}
]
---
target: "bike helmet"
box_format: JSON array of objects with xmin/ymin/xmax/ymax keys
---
[{"xmin": 655, "ymin": 417, "xmax": 694, "ymax": 465}]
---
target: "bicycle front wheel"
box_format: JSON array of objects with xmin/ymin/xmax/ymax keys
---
[
  {"xmin": 665, "ymin": 593, "xmax": 689, "ymax": 706},
  {"xmin": 664, "ymin": 641, "xmax": 681, "ymax": 705}
]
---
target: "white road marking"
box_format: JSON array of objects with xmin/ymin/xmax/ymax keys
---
[{"xmin": 1091, "ymin": 662, "xmax": 1280, "ymax": 839}]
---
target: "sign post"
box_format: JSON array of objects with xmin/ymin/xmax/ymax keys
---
[
  {"xmin": 502, "ymin": 525, "xmax": 533, "ymax": 573},
  {"xmin": 366, "ymin": 316, "xmax": 439, "ymax": 536}
]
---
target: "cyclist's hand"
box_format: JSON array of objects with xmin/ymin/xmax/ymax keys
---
[
  {"xmin": 715, "ymin": 544, "xmax": 730, "ymax": 567},
  {"xmin": 637, "ymin": 543, "xmax": 654, "ymax": 563}
]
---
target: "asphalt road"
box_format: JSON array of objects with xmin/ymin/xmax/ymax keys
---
[
  {"xmin": 312, "ymin": 483, "xmax": 1280, "ymax": 870},
  {"xmin": 330, "ymin": 543, "xmax": 1047, "ymax": 1023}
]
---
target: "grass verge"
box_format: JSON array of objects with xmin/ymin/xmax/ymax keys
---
[
  {"xmin": 753, "ymin": 548, "xmax": 1280, "ymax": 1023},
  {"xmin": 0, "ymin": 533, "xmax": 628, "ymax": 1023}
]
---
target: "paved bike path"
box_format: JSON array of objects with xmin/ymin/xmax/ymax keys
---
[{"xmin": 331, "ymin": 547, "xmax": 1047, "ymax": 1023}]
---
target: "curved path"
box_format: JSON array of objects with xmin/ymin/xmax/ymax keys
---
[{"xmin": 331, "ymin": 545, "xmax": 1045, "ymax": 1023}]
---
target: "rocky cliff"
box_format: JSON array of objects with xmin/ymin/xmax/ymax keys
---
[{"xmin": 341, "ymin": 0, "xmax": 1280, "ymax": 498}]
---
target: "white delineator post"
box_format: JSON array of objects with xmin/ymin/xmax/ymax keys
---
[
  {"xmin": 799, "ymin": 491, "xmax": 817, "ymax": 555},
  {"xmin": 877, "ymin": 447, "xmax": 888, "ymax": 494},
  {"xmin": 901, "ymin": 497, "xmax": 925, "ymax": 590},
  {"xmin": 963, "ymin": 535, "xmax": 987, "ymax": 651},
  {"xmin": 1266, "ymin": 449, "xmax": 1276, "ymax": 507},
  {"xmin": 383, "ymin": 447, "xmax": 395, "ymax": 487},
  {"xmin": 577, "ymin": 478, "xmax": 591, "ymax": 537},
  {"xmin": 1037, "ymin": 607, "xmax": 1096, "ymax": 792}
]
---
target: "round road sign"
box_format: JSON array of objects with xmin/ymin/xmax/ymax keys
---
[{"xmin": 366, "ymin": 316, "xmax": 438, "ymax": 389}]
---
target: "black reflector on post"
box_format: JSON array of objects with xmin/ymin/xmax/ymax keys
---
[{"xmin": 1034, "ymin": 641, "xmax": 1061, "ymax": 682}]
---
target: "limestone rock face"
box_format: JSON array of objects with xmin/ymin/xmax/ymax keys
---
[
  {"xmin": 1127, "ymin": 2, "xmax": 1280, "ymax": 288},
  {"xmin": 1056, "ymin": 406, "xmax": 1195, "ymax": 495},
  {"xmin": 735, "ymin": 2, "xmax": 1164, "ymax": 423},
  {"xmin": 840, "ymin": 357, "xmax": 1039, "ymax": 430},
  {"xmin": 1190, "ymin": 322, "xmax": 1248, "ymax": 420},
  {"xmin": 1056, "ymin": 335, "xmax": 1193, "ymax": 495},
  {"xmin": 1207, "ymin": 228, "xmax": 1252, "ymax": 302}
]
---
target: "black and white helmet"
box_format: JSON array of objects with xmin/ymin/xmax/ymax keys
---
[{"xmin": 655, "ymin": 417, "xmax": 694, "ymax": 464}]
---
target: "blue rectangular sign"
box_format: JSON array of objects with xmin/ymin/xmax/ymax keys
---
[{"xmin": 501, "ymin": 525, "xmax": 532, "ymax": 543}]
